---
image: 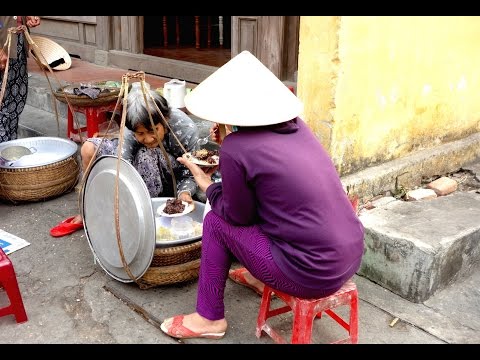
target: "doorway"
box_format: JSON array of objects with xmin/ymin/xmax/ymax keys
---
[{"xmin": 143, "ymin": 16, "xmax": 231, "ymax": 68}]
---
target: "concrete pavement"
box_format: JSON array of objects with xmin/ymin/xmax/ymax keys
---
[{"xmin": 0, "ymin": 185, "xmax": 457, "ymax": 344}]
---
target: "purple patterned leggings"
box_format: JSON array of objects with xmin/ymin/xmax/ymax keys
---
[{"xmin": 196, "ymin": 211, "xmax": 333, "ymax": 320}]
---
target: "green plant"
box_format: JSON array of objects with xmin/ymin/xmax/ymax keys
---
[{"xmin": 392, "ymin": 172, "xmax": 409, "ymax": 199}]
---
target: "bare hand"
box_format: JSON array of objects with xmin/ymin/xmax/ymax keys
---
[
  {"xmin": 210, "ymin": 123, "xmax": 234, "ymax": 145},
  {"xmin": 177, "ymin": 156, "xmax": 216, "ymax": 193},
  {"xmin": 0, "ymin": 50, "xmax": 7, "ymax": 71},
  {"xmin": 25, "ymin": 16, "xmax": 41, "ymax": 28},
  {"xmin": 178, "ymin": 190, "xmax": 195, "ymax": 211},
  {"xmin": 210, "ymin": 123, "xmax": 222, "ymax": 145},
  {"xmin": 178, "ymin": 191, "xmax": 193, "ymax": 204}
]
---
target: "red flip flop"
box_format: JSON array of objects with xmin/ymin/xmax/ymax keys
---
[{"xmin": 50, "ymin": 216, "xmax": 84, "ymax": 237}]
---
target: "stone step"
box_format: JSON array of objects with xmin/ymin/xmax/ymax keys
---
[{"xmin": 358, "ymin": 191, "xmax": 480, "ymax": 302}]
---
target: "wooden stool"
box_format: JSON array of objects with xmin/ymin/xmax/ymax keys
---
[
  {"xmin": 0, "ymin": 248, "xmax": 28, "ymax": 324},
  {"xmin": 256, "ymin": 280, "xmax": 358, "ymax": 344},
  {"xmin": 67, "ymin": 102, "xmax": 118, "ymax": 142}
]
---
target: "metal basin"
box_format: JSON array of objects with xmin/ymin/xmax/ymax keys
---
[{"xmin": 0, "ymin": 137, "xmax": 78, "ymax": 169}]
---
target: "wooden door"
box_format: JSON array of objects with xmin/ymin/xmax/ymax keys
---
[
  {"xmin": 231, "ymin": 16, "xmax": 299, "ymax": 81},
  {"xmin": 108, "ymin": 16, "xmax": 142, "ymax": 53}
]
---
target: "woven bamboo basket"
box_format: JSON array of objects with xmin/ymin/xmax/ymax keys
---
[
  {"xmin": 0, "ymin": 155, "xmax": 79, "ymax": 202},
  {"xmin": 137, "ymin": 240, "xmax": 202, "ymax": 289},
  {"xmin": 54, "ymin": 86, "xmax": 120, "ymax": 107},
  {"xmin": 151, "ymin": 240, "xmax": 202, "ymax": 267}
]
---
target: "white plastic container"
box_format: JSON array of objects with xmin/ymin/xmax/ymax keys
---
[{"xmin": 171, "ymin": 216, "xmax": 195, "ymax": 239}]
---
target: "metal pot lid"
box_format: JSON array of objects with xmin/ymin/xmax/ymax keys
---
[
  {"xmin": 0, "ymin": 137, "xmax": 78, "ymax": 169},
  {"xmin": 81, "ymin": 155, "xmax": 155, "ymax": 283}
]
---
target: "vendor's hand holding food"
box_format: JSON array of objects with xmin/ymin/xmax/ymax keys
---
[
  {"xmin": 178, "ymin": 190, "xmax": 194, "ymax": 209},
  {"xmin": 177, "ymin": 156, "xmax": 217, "ymax": 193},
  {"xmin": 183, "ymin": 148, "xmax": 219, "ymax": 167}
]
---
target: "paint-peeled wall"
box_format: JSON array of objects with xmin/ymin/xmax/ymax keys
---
[{"xmin": 298, "ymin": 16, "xmax": 480, "ymax": 175}]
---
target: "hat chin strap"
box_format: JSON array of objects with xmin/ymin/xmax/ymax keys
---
[
  {"xmin": 48, "ymin": 57, "xmax": 65, "ymax": 68},
  {"xmin": 218, "ymin": 123, "xmax": 227, "ymax": 142}
]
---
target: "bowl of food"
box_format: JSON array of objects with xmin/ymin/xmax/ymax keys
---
[
  {"xmin": 152, "ymin": 197, "xmax": 205, "ymax": 248},
  {"xmin": 182, "ymin": 148, "xmax": 219, "ymax": 167}
]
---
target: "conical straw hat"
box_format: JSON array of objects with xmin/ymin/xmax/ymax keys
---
[
  {"xmin": 30, "ymin": 36, "xmax": 72, "ymax": 71},
  {"xmin": 184, "ymin": 51, "xmax": 303, "ymax": 126}
]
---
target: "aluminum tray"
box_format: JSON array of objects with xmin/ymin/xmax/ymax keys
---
[
  {"xmin": 81, "ymin": 155, "xmax": 206, "ymax": 283},
  {"xmin": 82, "ymin": 156, "xmax": 155, "ymax": 282},
  {"xmin": 0, "ymin": 137, "xmax": 78, "ymax": 169}
]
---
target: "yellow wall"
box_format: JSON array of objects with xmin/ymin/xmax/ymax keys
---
[{"xmin": 298, "ymin": 16, "xmax": 480, "ymax": 175}]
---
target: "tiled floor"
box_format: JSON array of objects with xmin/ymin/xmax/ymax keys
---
[{"xmin": 27, "ymin": 56, "xmax": 196, "ymax": 90}]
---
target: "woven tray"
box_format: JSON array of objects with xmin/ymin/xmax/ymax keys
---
[
  {"xmin": 151, "ymin": 240, "xmax": 202, "ymax": 267},
  {"xmin": 138, "ymin": 258, "xmax": 201, "ymax": 289},
  {"xmin": 54, "ymin": 86, "xmax": 120, "ymax": 107},
  {"xmin": 0, "ymin": 156, "xmax": 79, "ymax": 202},
  {"xmin": 135, "ymin": 240, "xmax": 202, "ymax": 289}
]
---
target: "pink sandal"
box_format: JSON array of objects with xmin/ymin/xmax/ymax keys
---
[{"xmin": 160, "ymin": 315, "xmax": 225, "ymax": 340}]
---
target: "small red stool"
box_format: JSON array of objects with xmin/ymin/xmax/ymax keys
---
[
  {"xmin": 67, "ymin": 101, "xmax": 118, "ymax": 141},
  {"xmin": 256, "ymin": 279, "xmax": 358, "ymax": 344},
  {"xmin": 0, "ymin": 248, "xmax": 28, "ymax": 323}
]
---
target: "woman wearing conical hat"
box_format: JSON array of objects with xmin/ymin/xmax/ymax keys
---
[{"xmin": 160, "ymin": 51, "xmax": 365, "ymax": 340}]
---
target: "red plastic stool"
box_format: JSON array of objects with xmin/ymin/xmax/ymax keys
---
[
  {"xmin": 256, "ymin": 279, "xmax": 358, "ymax": 344},
  {"xmin": 67, "ymin": 101, "xmax": 118, "ymax": 141},
  {"xmin": 0, "ymin": 248, "xmax": 28, "ymax": 323}
]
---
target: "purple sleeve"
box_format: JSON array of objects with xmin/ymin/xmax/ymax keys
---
[{"xmin": 205, "ymin": 152, "xmax": 257, "ymax": 225}]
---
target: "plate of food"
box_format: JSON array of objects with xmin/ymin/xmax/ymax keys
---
[
  {"xmin": 156, "ymin": 198, "xmax": 195, "ymax": 217},
  {"xmin": 182, "ymin": 149, "xmax": 219, "ymax": 167}
]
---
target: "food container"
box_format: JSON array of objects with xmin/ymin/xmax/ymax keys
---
[
  {"xmin": 82, "ymin": 155, "xmax": 205, "ymax": 288},
  {"xmin": 0, "ymin": 137, "xmax": 79, "ymax": 202},
  {"xmin": 170, "ymin": 216, "xmax": 195, "ymax": 239},
  {"xmin": 153, "ymin": 200, "xmax": 205, "ymax": 247}
]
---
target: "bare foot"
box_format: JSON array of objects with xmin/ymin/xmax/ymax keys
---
[
  {"xmin": 162, "ymin": 312, "xmax": 227, "ymax": 337},
  {"xmin": 229, "ymin": 268, "xmax": 265, "ymax": 295},
  {"xmin": 71, "ymin": 214, "xmax": 83, "ymax": 224},
  {"xmin": 241, "ymin": 271, "xmax": 264, "ymax": 293}
]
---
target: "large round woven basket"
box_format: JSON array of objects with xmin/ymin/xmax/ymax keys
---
[
  {"xmin": 0, "ymin": 155, "xmax": 79, "ymax": 202},
  {"xmin": 137, "ymin": 240, "xmax": 202, "ymax": 289},
  {"xmin": 54, "ymin": 86, "xmax": 120, "ymax": 107}
]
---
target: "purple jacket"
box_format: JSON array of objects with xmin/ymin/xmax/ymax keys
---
[{"xmin": 206, "ymin": 118, "xmax": 364, "ymax": 292}]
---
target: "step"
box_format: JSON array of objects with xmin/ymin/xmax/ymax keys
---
[
  {"xmin": 18, "ymin": 104, "xmax": 68, "ymax": 139},
  {"xmin": 358, "ymin": 190, "xmax": 480, "ymax": 303},
  {"xmin": 26, "ymin": 73, "xmax": 69, "ymax": 118}
]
